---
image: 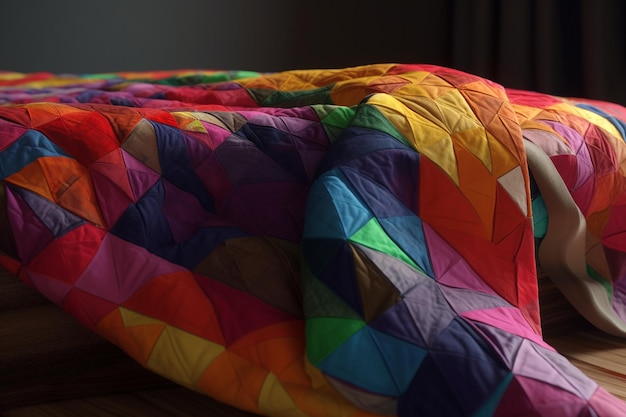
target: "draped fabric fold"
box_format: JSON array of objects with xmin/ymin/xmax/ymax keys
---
[{"xmin": 2, "ymin": 64, "xmax": 626, "ymax": 416}]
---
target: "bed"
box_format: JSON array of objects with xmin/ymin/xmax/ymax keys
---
[{"xmin": 2, "ymin": 64, "xmax": 626, "ymax": 416}]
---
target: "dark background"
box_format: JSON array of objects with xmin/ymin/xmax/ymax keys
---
[{"xmin": 1, "ymin": 0, "xmax": 624, "ymax": 104}]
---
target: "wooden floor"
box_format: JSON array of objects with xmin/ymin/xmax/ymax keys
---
[
  {"xmin": 547, "ymin": 326, "xmax": 626, "ymax": 401},
  {"xmin": 2, "ymin": 268, "xmax": 626, "ymax": 416},
  {"xmin": 541, "ymin": 272, "xmax": 626, "ymax": 402}
]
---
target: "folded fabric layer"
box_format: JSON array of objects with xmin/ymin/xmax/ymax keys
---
[{"xmin": 1, "ymin": 64, "xmax": 626, "ymax": 416}]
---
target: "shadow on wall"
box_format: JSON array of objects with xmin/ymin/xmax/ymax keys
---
[
  {"xmin": 0, "ymin": 0, "xmax": 303, "ymax": 73},
  {"xmin": 0, "ymin": 0, "xmax": 624, "ymax": 104},
  {"xmin": 0, "ymin": 0, "xmax": 451, "ymax": 74}
]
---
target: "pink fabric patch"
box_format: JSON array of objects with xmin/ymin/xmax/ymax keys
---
[
  {"xmin": 589, "ymin": 386, "xmax": 626, "ymax": 416},
  {"xmin": 424, "ymin": 223, "xmax": 499, "ymax": 295},
  {"xmin": 121, "ymin": 149, "xmax": 160, "ymax": 200},
  {"xmin": 74, "ymin": 233, "xmax": 186, "ymax": 304},
  {"xmin": 461, "ymin": 307, "xmax": 548, "ymax": 347}
]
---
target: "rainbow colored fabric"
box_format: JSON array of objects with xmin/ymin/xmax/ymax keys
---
[{"xmin": 2, "ymin": 64, "xmax": 626, "ymax": 416}]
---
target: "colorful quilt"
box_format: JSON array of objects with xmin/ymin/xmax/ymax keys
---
[{"xmin": 2, "ymin": 64, "xmax": 626, "ymax": 416}]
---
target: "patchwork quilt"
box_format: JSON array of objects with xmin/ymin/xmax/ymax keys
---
[{"xmin": 2, "ymin": 64, "xmax": 626, "ymax": 416}]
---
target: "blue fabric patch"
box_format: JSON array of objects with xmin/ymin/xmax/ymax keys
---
[
  {"xmin": 319, "ymin": 325, "xmax": 427, "ymax": 396},
  {"xmin": 399, "ymin": 317, "xmax": 510, "ymax": 416},
  {"xmin": 576, "ymin": 103, "xmax": 626, "ymax": 141},
  {"xmin": 110, "ymin": 179, "xmax": 173, "ymax": 250},
  {"xmin": 13, "ymin": 186, "xmax": 85, "ymax": 238},
  {"xmin": 319, "ymin": 126, "xmax": 412, "ymax": 174},
  {"xmin": 0, "ymin": 130, "xmax": 70, "ymax": 179},
  {"xmin": 237, "ymin": 122, "xmax": 309, "ymax": 182},
  {"xmin": 152, "ymin": 121, "xmax": 215, "ymax": 212},
  {"xmin": 378, "ymin": 216, "xmax": 434, "ymax": 278},
  {"xmin": 304, "ymin": 170, "xmax": 373, "ymax": 240},
  {"xmin": 111, "ymin": 178, "xmax": 247, "ymax": 268}
]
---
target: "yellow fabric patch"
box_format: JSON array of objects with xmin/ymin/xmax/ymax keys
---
[
  {"xmin": 550, "ymin": 102, "xmax": 622, "ymax": 138},
  {"xmin": 171, "ymin": 112, "xmax": 208, "ymax": 133},
  {"xmin": 97, "ymin": 307, "xmax": 165, "ymax": 365},
  {"xmin": 146, "ymin": 325, "xmax": 225, "ymax": 387},
  {"xmin": 258, "ymin": 372, "xmax": 309, "ymax": 417}
]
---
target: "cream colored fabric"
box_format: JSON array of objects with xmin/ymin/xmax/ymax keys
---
[{"xmin": 524, "ymin": 139, "xmax": 626, "ymax": 337}]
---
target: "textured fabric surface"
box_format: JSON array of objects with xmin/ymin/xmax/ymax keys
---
[{"xmin": 2, "ymin": 64, "xmax": 626, "ymax": 416}]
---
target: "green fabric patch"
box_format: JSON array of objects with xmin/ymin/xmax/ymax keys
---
[
  {"xmin": 349, "ymin": 217, "xmax": 421, "ymax": 271},
  {"xmin": 153, "ymin": 71, "xmax": 260, "ymax": 86},
  {"xmin": 306, "ymin": 316, "xmax": 365, "ymax": 365},
  {"xmin": 321, "ymin": 106, "xmax": 356, "ymax": 129},
  {"xmin": 587, "ymin": 264, "xmax": 614, "ymax": 300},
  {"xmin": 312, "ymin": 105, "xmax": 356, "ymax": 142},
  {"xmin": 350, "ymin": 104, "xmax": 409, "ymax": 146},
  {"xmin": 531, "ymin": 196, "xmax": 548, "ymax": 238},
  {"xmin": 249, "ymin": 86, "xmax": 333, "ymax": 107}
]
